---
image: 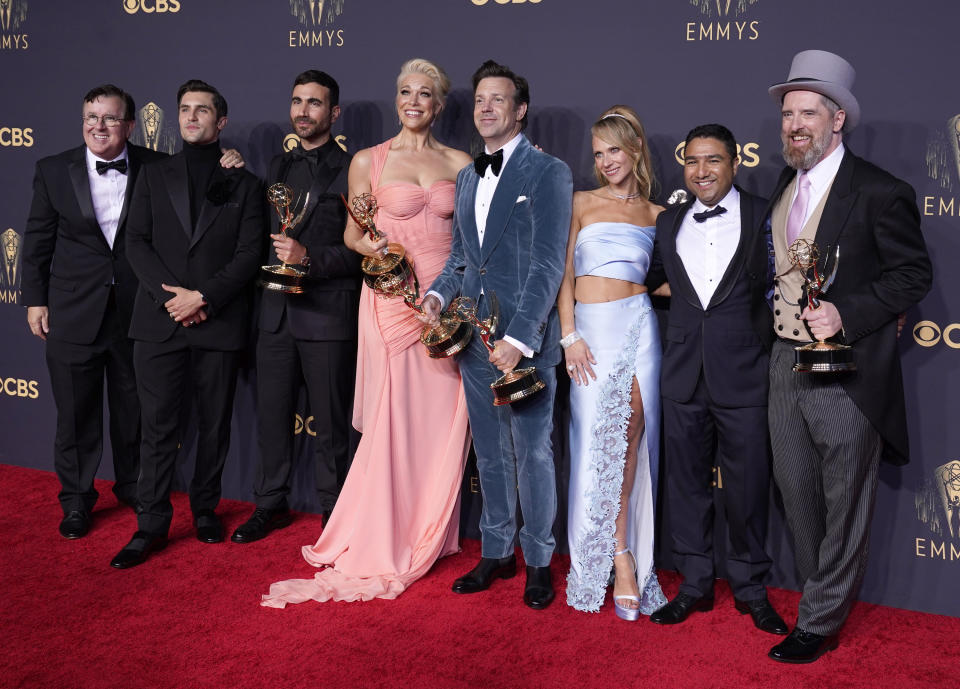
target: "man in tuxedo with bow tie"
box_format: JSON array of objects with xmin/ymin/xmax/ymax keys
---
[
  {"xmin": 764, "ymin": 50, "xmax": 931, "ymax": 663},
  {"xmin": 111, "ymin": 80, "xmax": 263, "ymax": 568},
  {"xmin": 231, "ymin": 70, "xmax": 359, "ymax": 544},
  {"xmin": 646, "ymin": 124, "xmax": 787, "ymax": 635},
  {"xmin": 21, "ymin": 85, "xmax": 166, "ymax": 539},
  {"xmin": 422, "ymin": 59, "xmax": 572, "ymax": 609}
]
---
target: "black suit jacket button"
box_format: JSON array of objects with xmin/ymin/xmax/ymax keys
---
[
  {"xmin": 775, "ymin": 309, "xmax": 781, "ymax": 316},
  {"xmin": 793, "ymin": 329, "xmax": 800, "ymax": 336},
  {"xmin": 777, "ymin": 324, "xmax": 783, "ymax": 331},
  {"xmin": 794, "ymin": 313, "xmax": 801, "ymax": 320},
  {"xmin": 774, "ymin": 294, "xmax": 780, "ymax": 301},
  {"xmin": 479, "ymin": 268, "xmax": 486, "ymax": 275}
]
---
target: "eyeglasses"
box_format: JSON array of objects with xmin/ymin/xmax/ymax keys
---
[{"xmin": 82, "ymin": 114, "xmax": 127, "ymax": 128}]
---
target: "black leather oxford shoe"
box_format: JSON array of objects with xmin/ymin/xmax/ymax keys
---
[
  {"xmin": 735, "ymin": 596, "xmax": 789, "ymax": 635},
  {"xmin": 231, "ymin": 507, "xmax": 293, "ymax": 544},
  {"xmin": 451, "ymin": 555, "xmax": 517, "ymax": 594},
  {"xmin": 194, "ymin": 509, "xmax": 224, "ymax": 543},
  {"xmin": 522, "ymin": 565, "xmax": 554, "ymax": 610},
  {"xmin": 769, "ymin": 627, "xmax": 838, "ymax": 663},
  {"xmin": 649, "ymin": 592, "xmax": 714, "ymax": 624},
  {"xmin": 110, "ymin": 531, "xmax": 168, "ymax": 569},
  {"xmin": 59, "ymin": 510, "xmax": 91, "ymax": 539}
]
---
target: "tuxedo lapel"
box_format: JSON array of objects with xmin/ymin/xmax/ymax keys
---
[
  {"xmin": 192, "ymin": 168, "xmax": 237, "ymax": 249},
  {"xmin": 163, "ymin": 155, "xmax": 192, "ymax": 240},
  {"xmin": 67, "ymin": 148, "xmax": 105, "ymax": 246},
  {"xmin": 707, "ymin": 190, "xmax": 753, "ymax": 308},
  {"xmin": 480, "ymin": 139, "xmax": 528, "ymax": 262},
  {"xmin": 665, "ymin": 202, "xmax": 703, "ymax": 310},
  {"xmin": 814, "ymin": 150, "xmax": 858, "ymax": 261},
  {"xmin": 289, "ymin": 150, "xmax": 342, "ymax": 239},
  {"xmin": 115, "ymin": 147, "xmax": 142, "ymax": 249}
]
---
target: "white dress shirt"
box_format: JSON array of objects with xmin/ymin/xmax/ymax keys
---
[
  {"xmin": 676, "ymin": 186, "xmax": 741, "ymax": 309},
  {"xmin": 789, "ymin": 142, "xmax": 845, "ymax": 227},
  {"xmin": 85, "ymin": 146, "xmax": 130, "ymax": 249}
]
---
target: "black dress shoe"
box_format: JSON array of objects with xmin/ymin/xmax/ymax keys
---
[
  {"xmin": 523, "ymin": 565, "xmax": 554, "ymax": 610},
  {"xmin": 649, "ymin": 592, "xmax": 714, "ymax": 624},
  {"xmin": 769, "ymin": 627, "xmax": 838, "ymax": 663},
  {"xmin": 451, "ymin": 555, "xmax": 517, "ymax": 594},
  {"xmin": 735, "ymin": 596, "xmax": 789, "ymax": 635},
  {"xmin": 59, "ymin": 510, "xmax": 91, "ymax": 539},
  {"xmin": 194, "ymin": 509, "xmax": 224, "ymax": 543},
  {"xmin": 231, "ymin": 507, "xmax": 293, "ymax": 543},
  {"xmin": 110, "ymin": 531, "xmax": 168, "ymax": 569}
]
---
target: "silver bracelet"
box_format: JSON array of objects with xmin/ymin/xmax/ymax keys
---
[{"xmin": 559, "ymin": 331, "xmax": 582, "ymax": 349}]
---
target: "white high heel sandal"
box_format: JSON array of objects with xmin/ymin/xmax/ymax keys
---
[{"xmin": 612, "ymin": 548, "xmax": 640, "ymax": 621}]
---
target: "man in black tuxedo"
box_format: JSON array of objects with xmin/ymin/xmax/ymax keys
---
[
  {"xmin": 764, "ymin": 51, "xmax": 931, "ymax": 663},
  {"xmin": 647, "ymin": 124, "xmax": 786, "ymax": 635},
  {"xmin": 21, "ymin": 85, "xmax": 162, "ymax": 539},
  {"xmin": 111, "ymin": 80, "xmax": 263, "ymax": 568},
  {"xmin": 231, "ymin": 70, "xmax": 359, "ymax": 544}
]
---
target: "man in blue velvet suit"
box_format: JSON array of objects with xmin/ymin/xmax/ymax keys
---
[{"xmin": 422, "ymin": 60, "xmax": 573, "ymax": 609}]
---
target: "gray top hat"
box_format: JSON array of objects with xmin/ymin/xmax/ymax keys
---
[{"xmin": 769, "ymin": 50, "xmax": 860, "ymax": 131}]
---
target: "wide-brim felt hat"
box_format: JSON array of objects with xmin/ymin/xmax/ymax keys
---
[{"xmin": 769, "ymin": 49, "xmax": 860, "ymax": 131}]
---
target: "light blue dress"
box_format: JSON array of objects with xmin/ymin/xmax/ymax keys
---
[{"xmin": 565, "ymin": 222, "xmax": 667, "ymax": 613}]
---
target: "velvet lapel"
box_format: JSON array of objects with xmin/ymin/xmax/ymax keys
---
[
  {"xmin": 459, "ymin": 167, "xmax": 481, "ymax": 259},
  {"xmin": 68, "ymin": 147, "xmax": 107, "ymax": 249},
  {"xmin": 480, "ymin": 137, "xmax": 529, "ymax": 263},
  {"xmin": 162, "ymin": 155, "xmax": 192, "ymax": 241},
  {"xmin": 115, "ymin": 147, "xmax": 141, "ymax": 252}
]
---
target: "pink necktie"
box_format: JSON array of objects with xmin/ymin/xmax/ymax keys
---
[{"xmin": 786, "ymin": 172, "xmax": 811, "ymax": 247}]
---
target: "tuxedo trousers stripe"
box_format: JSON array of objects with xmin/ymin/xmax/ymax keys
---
[{"xmin": 768, "ymin": 340, "xmax": 882, "ymax": 636}]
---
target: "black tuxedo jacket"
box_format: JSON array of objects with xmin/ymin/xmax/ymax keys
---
[
  {"xmin": 21, "ymin": 144, "xmax": 167, "ymax": 344},
  {"xmin": 648, "ymin": 187, "xmax": 773, "ymax": 408},
  {"xmin": 260, "ymin": 145, "xmax": 360, "ymax": 341},
  {"xmin": 125, "ymin": 150, "xmax": 264, "ymax": 351},
  {"xmin": 767, "ymin": 149, "xmax": 932, "ymax": 465}
]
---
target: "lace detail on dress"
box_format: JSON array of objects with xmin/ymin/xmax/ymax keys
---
[{"xmin": 565, "ymin": 305, "xmax": 661, "ymax": 612}]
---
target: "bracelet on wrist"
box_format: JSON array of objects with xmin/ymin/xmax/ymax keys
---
[{"xmin": 560, "ymin": 331, "xmax": 581, "ymax": 349}]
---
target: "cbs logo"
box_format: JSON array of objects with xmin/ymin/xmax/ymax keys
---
[
  {"xmin": 1, "ymin": 378, "xmax": 40, "ymax": 399},
  {"xmin": 283, "ymin": 133, "xmax": 347, "ymax": 153},
  {"xmin": 675, "ymin": 141, "xmax": 760, "ymax": 168},
  {"xmin": 0, "ymin": 128, "xmax": 34, "ymax": 147},
  {"xmin": 294, "ymin": 413, "xmax": 316, "ymax": 436},
  {"xmin": 123, "ymin": 0, "xmax": 181, "ymax": 14},
  {"xmin": 913, "ymin": 320, "xmax": 960, "ymax": 349},
  {"xmin": 471, "ymin": 0, "xmax": 541, "ymax": 4}
]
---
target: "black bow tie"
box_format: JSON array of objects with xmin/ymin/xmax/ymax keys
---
[
  {"xmin": 290, "ymin": 144, "xmax": 321, "ymax": 162},
  {"xmin": 474, "ymin": 149, "xmax": 504, "ymax": 177},
  {"xmin": 96, "ymin": 159, "xmax": 127, "ymax": 175},
  {"xmin": 693, "ymin": 205, "xmax": 726, "ymax": 223}
]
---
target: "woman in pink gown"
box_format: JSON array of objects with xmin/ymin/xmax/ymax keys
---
[{"xmin": 262, "ymin": 58, "xmax": 473, "ymax": 605}]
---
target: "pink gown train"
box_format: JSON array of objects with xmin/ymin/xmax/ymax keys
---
[{"xmin": 262, "ymin": 139, "xmax": 470, "ymax": 605}]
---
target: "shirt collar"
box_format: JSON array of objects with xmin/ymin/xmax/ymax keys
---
[
  {"xmin": 802, "ymin": 142, "xmax": 845, "ymax": 195},
  {"xmin": 484, "ymin": 133, "xmax": 523, "ymax": 169},
  {"xmin": 691, "ymin": 185, "xmax": 739, "ymax": 215}
]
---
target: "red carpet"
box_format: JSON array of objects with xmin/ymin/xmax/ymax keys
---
[{"xmin": 0, "ymin": 463, "xmax": 954, "ymax": 689}]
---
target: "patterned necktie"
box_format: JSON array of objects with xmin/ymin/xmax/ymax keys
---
[{"xmin": 785, "ymin": 172, "xmax": 810, "ymax": 246}]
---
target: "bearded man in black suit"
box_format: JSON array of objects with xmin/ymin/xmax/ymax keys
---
[
  {"xmin": 765, "ymin": 50, "xmax": 932, "ymax": 663},
  {"xmin": 111, "ymin": 80, "xmax": 263, "ymax": 569},
  {"xmin": 231, "ymin": 70, "xmax": 360, "ymax": 544}
]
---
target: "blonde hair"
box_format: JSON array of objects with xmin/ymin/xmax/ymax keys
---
[
  {"xmin": 396, "ymin": 58, "xmax": 451, "ymax": 104},
  {"xmin": 591, "ymin": 105, "xmax": 656, "ymax": 200}
]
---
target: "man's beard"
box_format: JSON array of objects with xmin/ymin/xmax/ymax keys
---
[
  {"xmin": 781, "ymin": 126, "xmax": 833, "ymax": 170},
  {"xmin": 292, "ymin": 118, "xmax": 326, "ymax": 142}
]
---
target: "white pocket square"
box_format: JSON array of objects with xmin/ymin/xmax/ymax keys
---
[{"xmin": 516, "ymin": 195, "xmax": 528, "ymax": 203}]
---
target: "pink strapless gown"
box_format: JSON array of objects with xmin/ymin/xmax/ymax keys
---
[{"xmin": 262, "ymin": 139, "xmax": 470, "ymax": 605}]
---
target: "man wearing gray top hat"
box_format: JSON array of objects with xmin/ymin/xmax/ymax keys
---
[{"xmin": 765, "ymin": 50, "xmax": 931, "ymax": 663}]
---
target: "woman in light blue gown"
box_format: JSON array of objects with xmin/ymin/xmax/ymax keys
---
[{"xmin": 559, "ymin": 106, "xmax": 666, "ymax": 620}]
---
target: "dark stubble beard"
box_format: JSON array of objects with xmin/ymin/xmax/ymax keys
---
[{"xmin": 781, "ymin": 124, "xmax": 833, "ymax": 170}]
